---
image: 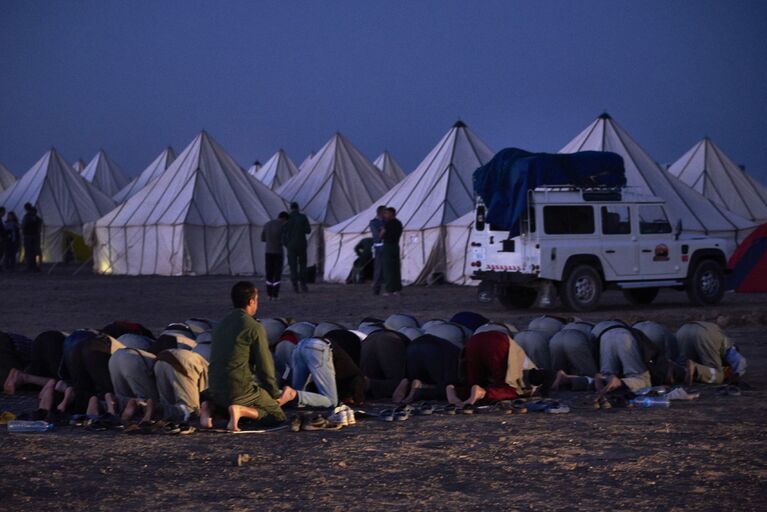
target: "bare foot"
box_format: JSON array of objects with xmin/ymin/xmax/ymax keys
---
[
  {"xmin": 199, "ymin": 401, "xmax": 213, "ymax": 429},
  {"xmin": 228, "ymin": 405, "xmax": 242, "ymax": 432},
  {"xmin": 4, "ymin": 368, "xmax": 19, "ymax": 395},
  {"xmin": 446, "ymin": 385, "xmax": 463, "ymax": 406},
  {"xmin": 277, "ymin": 386, "xmax": 297, "ymax": 406},
  {"xmin": 551, "ymin": 370, "xmax": 567, "ymax": 391},
  {"xmin": 392, "ymin": 378, "xmax": 410, "ymax": 404},
  {"xmin": 104, "ymin": 392, "xmax": 118, "ymax": 416},
  {"xmin": 684, "ymin": 360, "xmax": 696, "ymax": 387},
  {"xmin": 57, "ymin": 386, "xmax": 74, "ymax": 413},
  {"xmin": 38, "ymin": 379, "xmax": 55, "ymax": 400},
  {"xmin": 403, "ymin": 379, "xmax": 422, "ymax": 404},
  {"xmin": 464, "ymin": 384, "xmax": 486, "ymax": 406},
  {"xmin": 121, "ymin": 399, "xmax": 137, "ymax": 423}
]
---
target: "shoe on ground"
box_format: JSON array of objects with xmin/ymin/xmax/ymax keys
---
[
  {"xmin": 289, "ymin": 415, "xmax": 302, "ymax": 432},
  {"xmin": 665, "ymin": 387, "xmax": 700, "ymax": 401},
  {"xmin": 302, "ymin": 415, "xmax": 342, "ymax": 431}
]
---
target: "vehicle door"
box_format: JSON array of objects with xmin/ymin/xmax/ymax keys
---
[
  {"xmin": 637, "ymin": 204, "xmax": 679, "ymax": 276},
  {"xmin": 599, "ymin": 205, "xmax": 638, "ymax": 278}
]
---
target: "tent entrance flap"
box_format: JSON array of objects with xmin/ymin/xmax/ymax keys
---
[{"xmin": 473, "ymin": 148, "xmax": 626, "ymax": 237}]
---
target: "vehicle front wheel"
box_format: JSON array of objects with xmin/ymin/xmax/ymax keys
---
[
  {"xmin": 497, "ymin": 286, "xmax": 538, "ymax": 309},
  {"xmin": 559, "ymin": 265, "xmax": 602, "ymax": 312},
  {"xmin": 686, "ymin": 260, "xmax": 725, "ymax": 306},
  {"xmin": 622, "ymin": 287, "xmax": 659, "ymax": 305}
]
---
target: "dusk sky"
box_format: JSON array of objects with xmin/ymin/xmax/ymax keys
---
[{"xmin": 1, "ymin": 1, "xmax": 766, "ymax": 183}]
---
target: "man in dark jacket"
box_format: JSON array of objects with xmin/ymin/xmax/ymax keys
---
[
  {"xmin": 21, "ymin": 203, "xmax": 42, "ymax": 272},
  {"xmin": 283, "ymin": 202, "xmax": 311, "ymax": 293},
  {"xmin": 369, "ymin": 205, "xmax": 386, "ymax": 295},
  {"xmin": 261, "ymin": 211, "xmax": 289, "ymax": 300},
  {"xmin": 381, "ymin": 207, "xmax": 403, "ymax": 295}
]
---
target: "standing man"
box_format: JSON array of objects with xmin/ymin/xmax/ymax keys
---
[
  {"xmin": 201, "ymin": 281, "xmax": 293, "ymax": 431},
  {"xmin": 261, "ymin": 211, "xmax": 289, "ymax": 300},
  {"xmin": 381, "ymin": 207, "xmax": 403, "ymax": 295},
  {"xmin": 283, "ymin": 202, "xmax": 311, "ymax": 293},
  {"xmin": 369, "ymin": 205, "xmax": 386, "ymax": 295},
  {"xmin": 21, "ymin": 203, "xmax": 41, "ymax": 272}
]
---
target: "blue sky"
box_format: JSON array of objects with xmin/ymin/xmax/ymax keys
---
[{"xmin": 1, "ymin": 1, "xmax": 765, "ymax": 183}]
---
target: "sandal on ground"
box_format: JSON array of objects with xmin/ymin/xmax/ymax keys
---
[
  {"xmin": 460, "ymin": 404, "xmax": 475, "ymax": 415},
  {"xmin": 378, "ymin": 409, "xmax": 395, "ymax": 422}
]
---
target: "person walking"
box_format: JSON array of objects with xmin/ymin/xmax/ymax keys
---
[
  {"xmin": 261, "ymin": 211, "xmax": 289, "ymax": 300},
  {"xmin": 4, "ymin": 211, "xmax": 20, "ymax": 270},
  {"xmin": 21, "ymin": 203, "xmax": 41, "ymax": 272},
  {"xmin": 283, "ymin": 202, "xmax": 311, "ymax": 293},
  {"xmin": 380, "ymin": 207, "xmax": 403, "ymax": 295},
  {"xmin": 369, "ymin": 205, "xmax": 386, "ymax": 295}
]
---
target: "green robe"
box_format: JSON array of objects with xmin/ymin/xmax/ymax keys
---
[{"xmin": 208, "ymin": 309, "xmax": 285, "ymax": 422}]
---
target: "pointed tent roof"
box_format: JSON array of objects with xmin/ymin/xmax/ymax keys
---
[
  {"xmin": 81, "ymin": 150, "xmax": 131, "ymax": 197},
  {"xmin": 253, "ymin": 149, "xmax": 299, "ymax": 189},
  {"xmin": 72, "ymin": 159, "xmax": 86, "ymax": 173},
  {"xmin": 374, "ymin": 151, "xmax": 406, "ymax": 185},
  {"xmin": 97, "ymin": 131, "xmax": 288, "ymax": 228},
  {"xmin": 560, "ymin": 114, "xmax": 754, "ymax": 238},
  {"xmin": 329, "ymin": 121, "xmax": 494, "ymax": 233},
  {"xmin": 246, "ymin": 160, "xmax": 262, "ymax": 177},
  {"xmin": 0, "ymin": 148, "xmax": 115, "ymax": 227},
  {"xmin": 298, "ymin": 151, "xmax": 316, "ymax": 172},
  {"xmin": 113, "ymin": 147, "xmax": 176, "ymax": 203},
  {"xmin": 668, "ymin": 138, "xmax": 767, "ymax": 222},
  {"xmin": 0, "ymin": 162, "xmax": 16, "ymax": 192},
  {"xmin": 276, "ymin": 133, "xmax": 392, "ymax": 225}
]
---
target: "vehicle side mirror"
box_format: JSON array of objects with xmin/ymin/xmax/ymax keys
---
[{"xmin": 674, "ymin": 219, "xmax": 683, "ymax": 240}]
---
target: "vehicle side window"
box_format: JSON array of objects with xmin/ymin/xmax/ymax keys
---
[
  {"xmin": 543, "ymin": 206, "xmax": 594, "ymax": 235},
  {"xmin": 601, "ymin": 206, "xmax": 631, "ymax": 235},
  {"xmin": 639, "ymin": 205, "xmax": 672, "ymax": 234}
]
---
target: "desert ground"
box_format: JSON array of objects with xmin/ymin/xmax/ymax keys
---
[{"xmin": 1, "ymin": 266, "xmax": 766, "ymax": 511}]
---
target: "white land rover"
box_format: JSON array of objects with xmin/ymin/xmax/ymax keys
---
[{"xmin": 470, "ymin": 186, "xmax": 731, "ymax": 311}]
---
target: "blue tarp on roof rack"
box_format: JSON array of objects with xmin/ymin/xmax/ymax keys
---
[{"xmin": 473, "ymin": 148, "xmax": 626, "ymax": 237}]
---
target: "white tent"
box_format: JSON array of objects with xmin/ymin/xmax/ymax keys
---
[
  {"xmin": 72, "ymin": 159, "xmax": 86, "ymax": 173},
  {"xmin": 253, "ymin": 150, "xmax": 299, "ymax": 190},
  {"xmin": 82, "ymin": 150, "xmax": 132, "ymax": 197},
  {"xmin": 560, "ymin": 114, "xmax": 754, "ymax": 247},
  {"xmin": 668, "ymin": 138, "xmax": 767, "ymax": 223},
  {"xmin": 276, "ymin": 133, "xmax": 392, "ymax": 226},
  {"xmin": 0, "ymin": 148, "xmax": 115, "ymax": 262},
  {"xmin": 246, "ymin": 160, "xmax": 262, "ymax": 178},
  {"xmin": 324, "ymin": 121, "xmax": 494, "ymax": 284},
  {"xmin": 113, "ymin": 147, "xmax": 176, "ymax": 204},
  {"xmin": 373, "ymin": 151, "xmax": 406, "ymax": 185},
  {"xmin": 0, "ymin": 162, "xmax": 16, "ymax": 192},
  {"xmin": 444, "ymin": 211, "xmax": 476, "ymax": 285},
  {"xmin": 298, "ymin": 151, "xmax": 316, "ymax": 172},
  {"xmin": 92, "ymin": 131, "xmax": 301, "ymax": 276}
]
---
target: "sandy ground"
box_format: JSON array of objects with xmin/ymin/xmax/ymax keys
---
[{"xmin": 0, "ymin": 267, "xmax": 766, "ymax": 511}]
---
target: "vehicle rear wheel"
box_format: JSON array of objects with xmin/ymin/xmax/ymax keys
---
[
  {"xmin": 497, "ymin": 286, "xmax": 538, "ymax": 309},
  {"xmin": 559, "ymin": 265, "xmax": 602, "ymax": 312},
  {"xmin": 622, "ymin": 287, "xmax": 659, "ymax": 305},
  {"xmin": 686, "ymin": 260, "xmax": 725, "ymax": 306}
]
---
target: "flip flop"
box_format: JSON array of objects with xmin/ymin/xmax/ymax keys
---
[
  {"xmin": 443, "ymin": 404, "xmax": 458, "ymax": 415},
  {"xmin": 460, "ymin": 404, "xmax": 475, "ymax": 415},
  {"xmin": 378, "ymin": 409, "xmax": 395, "ymax": 422},
  {"xmin": 717, "ymin": 385, "xmax": 742, "ymax": 397},
  {"xmin": 394, "ymin": 410, "xmax": 409, "ymax": 421},
  {"xmin": 417, "ymin": 403, "xmax": 436, "ymax": 415}
]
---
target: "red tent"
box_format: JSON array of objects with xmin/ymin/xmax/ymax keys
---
[{"xmin": 728, "ymin": 223, "xmax": 767, "ymax": 292}]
